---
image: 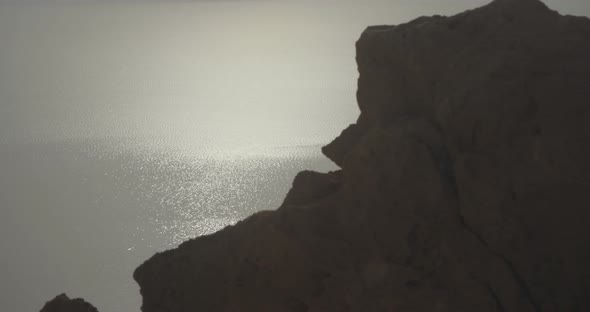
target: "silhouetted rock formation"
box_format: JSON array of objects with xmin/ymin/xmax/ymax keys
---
[
  {"xmin": 33, "ymin": 0, "xmax": 586, "ymax": 311},
  {"xmin": 134, "ymin": 0, "xmax": 590, "ymax": 312},
  {"xmin": 133, "ymin": 0, "xmax": 590, "ymax": 311},
  {"xmin": 40, "ymin": 294, "xmax": 98, "ymax": 312}
]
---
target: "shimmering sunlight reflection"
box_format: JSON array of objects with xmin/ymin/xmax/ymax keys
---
[{"xmin": 76, "ymin": 138, "xmax": 337, "ymax": 247}]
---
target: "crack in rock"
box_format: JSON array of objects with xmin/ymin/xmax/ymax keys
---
[{"xmin": 422, "ymin": 139, "xmax": 542, "ymax": 312}]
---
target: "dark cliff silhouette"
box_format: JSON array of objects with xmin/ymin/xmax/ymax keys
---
[
  {"xmin": 43, "ymin": 0, "xmax": 590, "ymax": 311},
  {"xmin": 40, "ymin": 294, "xmax": 98, "ymax": 312}
]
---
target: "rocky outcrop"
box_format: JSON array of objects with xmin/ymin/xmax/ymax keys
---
[
  {"xmin": 132, "ymin": 0, "xmax": 590, "ymax": 311},
  {"xmin": 40, "ymin": 294, "xmax": 98, "ymax": 312},
  {"xmin": 282, "ymin": 170, "xmax": 341, "ymax": 207}
]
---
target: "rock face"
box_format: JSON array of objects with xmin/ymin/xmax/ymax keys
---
[
  {"xmin": 134, "ymin": 0, "xmax": 590, "ymax": 311},
  {"xmin": 40, "ymin": 294, "xmax": 98, "ymax": 312}
]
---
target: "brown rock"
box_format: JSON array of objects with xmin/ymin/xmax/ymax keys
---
[
  {"xmin": 134, "ymin": 0, "xmax": 590, "ymax": 311},
  {"xmin": 321, "ymin": 124, "xmax": 364, "ymax": 167},
  {"xmin": 282, "ymin": 170, "xmax": 341, "ymax": 207},
  {"xmin": 40, "ymin": 294, "xmax": 98, "ymax": 312}
]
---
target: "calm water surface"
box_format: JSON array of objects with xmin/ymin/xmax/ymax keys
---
[
  {"xmin": 0, "ymin": 4, "xmax": 362, "ymax": 310},
  {"xmin": 0, "ymin": 139, "xmax": 338, "ymax": 312}
]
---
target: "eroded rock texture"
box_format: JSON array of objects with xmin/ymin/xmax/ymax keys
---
[
  {"xmin": 134, "ymin": 0, "xmax": 590, "ymax": 311},
  {"xmin": 40, "ymin": 294, "xmax": 98, "ymax": 312}
]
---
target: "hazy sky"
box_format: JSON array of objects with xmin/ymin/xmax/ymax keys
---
[
  {"xmin": 0, "ymin": 0, "xmax": 589, "ymax": 147},
  {"xmin": 0, "ymin": 0, "xmax": 589, "ymax": 11}
]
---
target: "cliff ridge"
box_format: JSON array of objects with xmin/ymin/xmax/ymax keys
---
[
  {"xmin": 42, "ymin": 0, "xmax": 590, "ymax": 311},
  {"xmin": 134, "ymin": 0, "xmax": 590, "ymax": 310}
]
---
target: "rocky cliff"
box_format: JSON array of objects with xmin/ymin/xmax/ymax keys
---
[
  {"xmin": 40, "ymin": 294, "xmax": 98, "ymax": 312},
  {"xmin": 132, "ymin": 0, "xmax": 590, "ymax": 311},
  {"xmin": 50, "ymin": 0, "xmax": 590, "ymax": 311},
  {"xmin": 133, "ymin": 0, "xmax": 590, "ymax": 311}
]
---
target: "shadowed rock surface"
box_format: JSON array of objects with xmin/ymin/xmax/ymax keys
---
[
  {"xmin": 40, "ymin": 294, "xmax": 98, "ymax": 312},
  {"xmin": 120, "ymin": 0, "xmax": 590, "ymax": 311}
]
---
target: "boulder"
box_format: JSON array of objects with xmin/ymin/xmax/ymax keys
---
[{"xmin": 40, "ymin": 294, "xmax": 98, "ymax": 312}]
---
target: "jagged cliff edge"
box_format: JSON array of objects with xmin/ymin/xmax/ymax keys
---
[
  {"xmin": 134, "ymin": 0, "xmax": 590, "ymax": 311},
  {"xmin": 43, "ymin": 0, "xmax": 590, "ymax": 311}
]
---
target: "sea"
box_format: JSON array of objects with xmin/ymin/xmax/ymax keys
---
[{"xmin": 0, "ymin": 137, "xmax": 342, "ymax": 311}]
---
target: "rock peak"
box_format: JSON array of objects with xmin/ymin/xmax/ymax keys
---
[
  {"xmin": 487, "ymin": 0, "xmax": 550, "ymax": 12},
  {"xmin": 40, "ymin": 294, "xmax": 98, "ymax": 312}
]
